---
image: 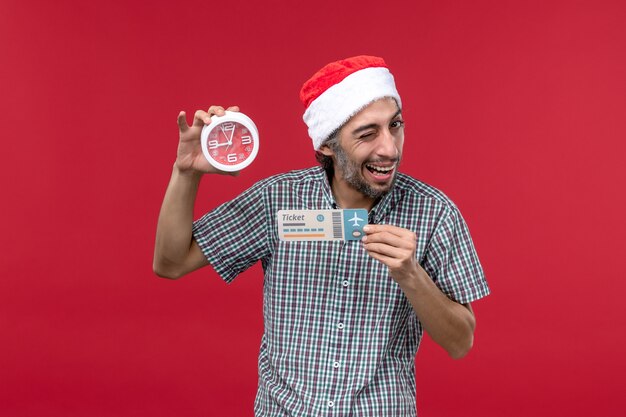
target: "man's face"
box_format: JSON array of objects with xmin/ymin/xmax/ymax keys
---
[{"xmin": 321, "ymin": 98, "xmax": 405, "ymax": 200}]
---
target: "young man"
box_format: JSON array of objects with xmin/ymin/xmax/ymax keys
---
[{"xmin": 154, "ymin": 56, "xmax": 490, "ymax": 416}]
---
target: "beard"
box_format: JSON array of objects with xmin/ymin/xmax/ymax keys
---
[{"xmin": 330, "ymin": 141, "xmax": 400, "ymax": 200}]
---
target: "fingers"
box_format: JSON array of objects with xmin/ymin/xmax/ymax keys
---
[
  {"xmin": 193, "ymin": 109, "xmax": 210, "ymax": 127},
  {"xmin": 363, "ymin": 241, "xmax": 412, "ymax": 262},
  {"xmin": 208, "ymin": 105, "xmax": 227, "ymax": 117},
  {"xmin": 365, "ymin": 250, "xmax": 398, "ymax": 268},
  {"xmin": 362, "ymin": 224, "xmax": 416, "ymax": 246},
  {"xmin": 361, "ymin": 225, "xmax": 420, "ymax": 279},
  {"xmin": 210, "ymin": 105, "xmax": 240, "ymax": 115},
  {"xmin": 363, "ymin": 224, "xmax": 413, "ymax": 237},
  {"xmin": 190, "ymin": 105, "xmax": 240, "ymax": 127},
  {"xmin": 362, "ymin": 224, "xmax": 416, "ymax": 261},
  {"xmin": 177, "ymin": 111, "xmax": 189, "ymax": 133},
  {"xmin": 363, "ymin": 238, "xmax": 408, "ymax": 254}
]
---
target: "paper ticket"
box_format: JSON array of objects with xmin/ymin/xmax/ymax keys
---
[{"xmin": 278, "ymin": 209, "xmax": 368, "ymax": 241}]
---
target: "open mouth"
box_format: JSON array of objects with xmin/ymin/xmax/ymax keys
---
[{"xmin": 365, "ymin": 163, "xmax": 395, "ymax": 179}]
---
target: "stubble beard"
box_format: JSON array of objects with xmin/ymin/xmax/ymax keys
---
[{"xmin": 331, "ymin": 142, "xmax": 400, "ymax": 200}]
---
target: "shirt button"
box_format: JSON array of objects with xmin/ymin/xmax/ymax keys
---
[
  {"xmin": 333, "ymin": 361, "xmax": 340, "ymax": 368},
  {"xmin": 327, "ymin": 400, "xmax": 334, "ymax": 408},
  {"xmin": 337, "ymin": 322, "xmax": 344, "ymax": 329},
  {"xmin": 342, "ymin": 280, "xmax": 349, "ymax": 287}
]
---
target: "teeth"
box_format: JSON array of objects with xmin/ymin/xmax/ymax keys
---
[{"xmin": 366, "ymin": 164, "xmax": 394, "ymax": 173}]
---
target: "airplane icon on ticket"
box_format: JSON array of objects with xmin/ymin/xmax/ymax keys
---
[{"xmin": 349, "ymin": 212, "xmax": 364, "ymax": 227}]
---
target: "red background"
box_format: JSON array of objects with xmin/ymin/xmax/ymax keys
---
[{"xmin": 2, "ymin": 0, "xmax": 625, "ymax": 416}]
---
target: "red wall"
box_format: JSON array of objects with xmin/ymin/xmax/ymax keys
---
[{"xmin": 1, "ymin": 0, "xmax": 625, "ymax": 415}]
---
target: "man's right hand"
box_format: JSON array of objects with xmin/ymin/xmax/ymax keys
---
[
  {"xmin": 154, "ymin": 106, "xmax": 241, "ymax": 279},
  {"xmin": 175, "ymin": 105, "xmax": 241, "ymax": 175}
]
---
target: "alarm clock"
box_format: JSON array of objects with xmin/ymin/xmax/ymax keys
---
[{"xmin": 200, "ymin": 111, "xmax": 259, "ymax": 172}]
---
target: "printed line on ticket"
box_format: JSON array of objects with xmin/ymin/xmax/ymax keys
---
[{"xmin": 278, "ymin": 209, "xmax": 368, "ymax": 241}]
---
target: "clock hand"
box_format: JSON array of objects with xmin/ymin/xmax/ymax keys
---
[
  {"xmin": 219, "ymin": 124, "xmax": 235, "ymax": 145},
  {"xmin": 228, "ymin": 125, "xmax": 235, "ymax": 145},
  {"xmin": 208, "ymin": 140, "xmax": 231, "ymax": 149},
  {"xmin": 220, "ymin": 125, "xmax": 229, "ymax": 143},
  {"xmin": 220, "ymin": 124, "xmax": 234, "ymax": 151}
]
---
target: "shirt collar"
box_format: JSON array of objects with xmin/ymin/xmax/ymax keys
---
[
  {"xmin": 312, "ymin": 166, "xmax": 400, "ymax": 224},
  {"xmin": 369, "ymin": 180, "xmax": 399, "ymax": 224},
  {"xmin": 312, "ymin": 166, "xmax": 338, "ymax": 209}
]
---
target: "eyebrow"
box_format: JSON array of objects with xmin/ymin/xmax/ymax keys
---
[{"xmin": 351, "ymin": 109, "xmax": 403, "ymax": 135}]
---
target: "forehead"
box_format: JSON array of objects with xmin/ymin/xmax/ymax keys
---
[{"xmin": 344, "ymin": 97, "xmax": 400, "ymax": 128}]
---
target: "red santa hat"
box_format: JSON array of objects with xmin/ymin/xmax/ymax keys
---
[{"xmin": 300, "ymin": 55, "xmax": 402, "ymax": 150}]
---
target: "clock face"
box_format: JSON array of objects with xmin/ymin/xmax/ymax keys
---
[{"xmin": 201, "ymin": 111, "xmax": 259, "ymax": 171}]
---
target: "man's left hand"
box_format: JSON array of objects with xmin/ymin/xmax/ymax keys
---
[{"xmin": 361, "ymin": 224, "xmax": 419, "ymax": 283}]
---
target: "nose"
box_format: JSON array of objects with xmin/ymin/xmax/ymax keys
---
[{"xmin": 375, "ymin": 128, "xmax": 398, "ymax": 159}]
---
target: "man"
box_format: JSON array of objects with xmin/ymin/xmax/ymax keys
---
[{"xmin": 154, "ymin": 55, "xmax": 490, "ymax": 416}]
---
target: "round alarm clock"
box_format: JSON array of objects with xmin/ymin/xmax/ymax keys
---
[{"xmin": 200, "ymin": 111, "xmax": 259, "ymax": 172}]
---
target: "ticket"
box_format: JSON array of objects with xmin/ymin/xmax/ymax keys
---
[{"xmin": 278, "ymin": 209, "xmax": 368, "ymax": 241}]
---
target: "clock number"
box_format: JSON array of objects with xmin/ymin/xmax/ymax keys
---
[
  {"xmin": 208, "ymin": 140, "xmax": 219, "ymax": 149},
  {"xmin": 241, "ymin": 135, "xmax": 252, "ymax": 145},
  {"xmin": 222, "ymin": 123, "xmax": 235, "ymax": 141},
  {"xmin": 227, "ymin": 153, "xmax": 238, "ymax": 163}
]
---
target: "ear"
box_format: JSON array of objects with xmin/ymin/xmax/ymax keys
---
[{"xmin": 318, "ymin": 143, "xmax": 334, "ymax": 157}]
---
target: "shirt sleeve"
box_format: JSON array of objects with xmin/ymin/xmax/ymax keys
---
[
  {"xmin": 192, "ymin": 182, "xmax": 271, "ymax": 284},
  {"xmin": 422, "ymin": 206, "xmax": 490, "ymax": 304}
]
